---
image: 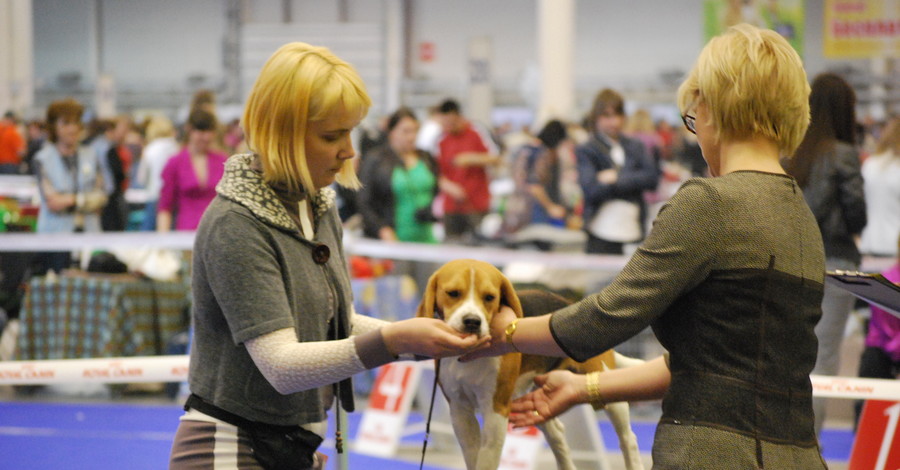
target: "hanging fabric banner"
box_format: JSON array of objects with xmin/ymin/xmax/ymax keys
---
[{"xmin": 824, "ymin": 0, "xmax": 900, "ymax": 58}]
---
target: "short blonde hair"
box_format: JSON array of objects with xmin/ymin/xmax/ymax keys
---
[
  {"xmin": 242, "ymin": 42, "xmax": 370, "ymax": 194},
  {"xmin": 677, "ymin": 23, "xmax": 810, "ymax": 156}
]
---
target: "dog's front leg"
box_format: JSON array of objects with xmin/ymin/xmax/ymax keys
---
[
  {"xmin": 476, "ymin": 409, "xmax": 509, "ymax": 470},
  {"xmin": 605, "ymin": 401, "xmax": 644, "ymax": 470},
  {"xmin": 536, "ymin": 418, "xmax": 576, "ymax": 470},
  {"xmin": 448, "ymin": 401, "xmax": 482, "ymax": 470}
]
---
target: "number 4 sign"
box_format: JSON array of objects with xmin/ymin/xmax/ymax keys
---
[
  {"xmin": 850, "ymin": 400, "xmax": 900, "ymax": 470},
  {"xmin": 354, "ymin": 362, "xmax": 422, "ymax": 457}
]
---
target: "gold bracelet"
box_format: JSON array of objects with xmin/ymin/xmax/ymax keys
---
[
  {"xmin": 585, "ymin": 372, "xmax": 607, "ymax": 409},
  {"xmin": 504, "ymin": 319, "xmax": 520, "ymax": 352}
]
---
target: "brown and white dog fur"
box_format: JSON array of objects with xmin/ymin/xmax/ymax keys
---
[{"xmin": 417, "ymin": 259, "xmax": 644, "ymax": 470}]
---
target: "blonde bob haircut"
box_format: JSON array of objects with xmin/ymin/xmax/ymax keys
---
[
  {"xmin": 677, "ymin": 23, "xmax": 810, "ymax": 156},
  {"xmin": 242, "ymin": 42, "xmax": 370, "ymax": 194}
]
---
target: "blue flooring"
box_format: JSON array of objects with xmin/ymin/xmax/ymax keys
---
[{"xmin": 0, "ymin": 401, "xmax": 854, "ymax": 469}]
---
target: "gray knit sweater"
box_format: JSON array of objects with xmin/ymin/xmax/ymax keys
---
[{"xmin": 551, "ymin": 171, "xmax": 828, "ymax": 469}]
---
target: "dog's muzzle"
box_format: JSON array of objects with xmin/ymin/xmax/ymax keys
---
[{"xmin": 461, "ymin": 314, "xmax": 482, "ymax": 334}]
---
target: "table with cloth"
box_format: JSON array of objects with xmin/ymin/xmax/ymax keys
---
[{"xmin": 15, "ymin": 273, "xmax": 190, "ymax": 360}]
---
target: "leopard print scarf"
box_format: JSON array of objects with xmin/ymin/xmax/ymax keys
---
[{"xmin": 216, "ymin": 153, "xmax": 336, "ymax": 233}]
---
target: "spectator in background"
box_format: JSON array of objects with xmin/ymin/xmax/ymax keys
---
[
  {"xmin": 83, "ymin": 118, "xmax": 116, "ymax": 196},
  {"xmin": 124, "ymin": 120, "xmax": 145, "ymax": 186},
  {"xmin": 504, "ymin": 119, "xmax": 573, "ymax": 234},
  {"xmin": 156, "ymin": 109, "xmax": 226, "ymax": 232},
  {"xmin": 673, "ymin": 122, "xmax": 707, "ymax": 177},
  {"xmin": 100, "ymin": 114, "xmax": 134, "ymax": 231},
  {"xmin": 0, "ymin": 111, "xmax": 25, "ymax": 174},
  {"xmin": 190, "ymin": 89, "xmax": 216, "ymax": 115},
  {"xmin": 33, "ymin": 98, "xmax": 107, "ymax": 272},
  {"xmin": 416, "ymin": 105, "xmax": 443, "ymax": 156},
  {"xmin": 855, "ymin": 235, "xmax": 900, "ymax": 427},
  {"xmin": 358, "ymin": 107, "xmax": 439, "ymax": 243},
  {"xmin": 223, "ymin": 118, "xmax": 246, "ymax": 155},
  {"xmin": 624, "ymin": 108, "xmax": 662, "ymax": 163},
  {"xmin": 784, "ymin": 72, "xmax": 867, "ymax": 437},
  {"xmin": 577, "ymin": 89, "xmax": 659, "ymax": 254},
  {"xmin": 135, "ymin": 115, "xmax": 179, "ymax": 231},
  {"xmin": 187, "ymin": 88, "xmax": 226, "ymax": 152},
  {"xmin": 435, "ymin": 98, "xmax": 500, "ymax": 244},
  {"xmin": 23, "ymin": 119, "xmax": 47, "ymax": 174},
  {"xmin": 358, "ymin": 114, "xmax": 388, "ymax": 158},
  {"xmin": 655, "ymin": 119, "xmax": 676, "ymax": 161},
  {"xmin": 860, "ymin": 117, "xmax": 900, "ymax": 257}
]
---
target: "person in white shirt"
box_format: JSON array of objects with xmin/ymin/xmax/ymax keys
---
[{"xmin": 860, "ymin": 117, "xmax": 900, "ymax": 257}]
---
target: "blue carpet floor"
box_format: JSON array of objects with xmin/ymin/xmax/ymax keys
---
[{"xmin": 0, "ymin": 401, "xmax": 854, "ymax": 469}]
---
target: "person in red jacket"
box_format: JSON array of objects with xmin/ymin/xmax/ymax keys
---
[
  {"xmin": 434, "ymin": 99, "xmax": 500, "ymax": 245},
  {"xmin": 0, "ymin": 111, "xmax": 25, "ymax": 174}
]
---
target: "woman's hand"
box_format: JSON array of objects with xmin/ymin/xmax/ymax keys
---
[
  {"xmin": 508, "ymin": 370, "xmax": 587, "ymax": 428},
  {"xmin": 378, "ymin": 226, "xmax": 398, "ymax": 242},
  {"xmin": 458, "ymin": 305, "xmax": 518, "ymax": 362},
  {"xmin": 547, "ymin": 203, "xmax": 567, "ymax": 220},
  {"xmin": 597, "ymin": 168, "xmax": 618, "ymax": 185},
  {"xmin": 381, "ymin": 317, "xmax": 489, "ymax": 358}
]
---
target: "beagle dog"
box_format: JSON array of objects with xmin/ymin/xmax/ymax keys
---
[{"xmin": 417, "ymin": 259, "xmax": 644, "ymax": 470}]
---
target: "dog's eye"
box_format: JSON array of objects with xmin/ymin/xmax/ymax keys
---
[
  {"xmin": 484, "ymin": 294, "xmax": 496, "ymax": 302},
  {"xmin": 447, "ymin": 290, "xmax": 460, "ymax": 298}
]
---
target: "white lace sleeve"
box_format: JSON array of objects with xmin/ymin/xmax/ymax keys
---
[
  {"xmin": 244, "ymin": 328, "xmax": 367, "ymax": 395},
  {"xmin": 351, "ymin": 305, "xmax": 390, "ymax": 335}
]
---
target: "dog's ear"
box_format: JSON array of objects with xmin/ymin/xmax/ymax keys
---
[
  {"xmin": 499, "ymin": 275, "xmax": 524, "ymax": 319},
  {"xmin": 416, "ymin": 270, "xmax": 439, "ymax": 318}
]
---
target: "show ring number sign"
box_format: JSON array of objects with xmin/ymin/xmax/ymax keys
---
[
  {"xmin": 850, "ymin": 400, "xmax": 900, "ymax": 470},
  {"xmin": 354, "ymin": 362, "xmax": 422, "ymax": 457}
]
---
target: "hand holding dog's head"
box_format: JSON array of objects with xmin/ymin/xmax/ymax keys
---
[{"xmin": 417, "ymin": 259, "xmax": 523, "ymax": 338}]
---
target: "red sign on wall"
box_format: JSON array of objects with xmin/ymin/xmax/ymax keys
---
[
  {"xmin": 850, "ymin": 400, "xmax": 900, "ymax": 470},
  {"xmin": 419, "ymin": 41, "xmax": 435, "ymax": 62}
]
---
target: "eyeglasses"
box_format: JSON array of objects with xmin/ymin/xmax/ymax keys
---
[{"xmin": 682, "ymin": 114, "xmax": 697, "ymax": 135}]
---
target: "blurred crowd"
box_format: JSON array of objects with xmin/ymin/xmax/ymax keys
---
[{"xmin": 2, "ymin": 85, "xmax": 897, "ymax": 261}]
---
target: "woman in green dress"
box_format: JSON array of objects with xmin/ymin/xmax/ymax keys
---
[{"xmin": 358, "ymin": 107, "xmax": 439, "ymax": 243}]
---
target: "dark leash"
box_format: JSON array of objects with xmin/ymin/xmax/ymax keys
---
[{"xmin": 419, "ymin": 358, "xmax": 441, "ymax": 470}]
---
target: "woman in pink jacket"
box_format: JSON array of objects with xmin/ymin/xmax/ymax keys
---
[{"xmin": 156, "ymin": 108, "xmax": 227, "ymax": 231}]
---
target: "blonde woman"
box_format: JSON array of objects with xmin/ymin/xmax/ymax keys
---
[
  {"xmin": 168, "ymin": 42, "xmax": 487, "ymax": 469},
  {"xmin": 467, "ymin": 24, "xmax": 828, "ymax": 468}
]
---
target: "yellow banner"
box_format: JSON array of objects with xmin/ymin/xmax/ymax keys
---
[
  {"xmin": 704, "ymin": 0, "xmax": 805, "ymax": 56},
  {"xmin": 824, "ymin": 0, "xmax": 900, "ymax": 58}
]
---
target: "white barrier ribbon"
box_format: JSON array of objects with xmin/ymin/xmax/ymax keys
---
[
  {"xmin": 0, "ymin": 355, "xmax": 897, "ymax": 403},
  {"xmin": 810, "ymin": 374, "xmax": 900, "ymax": 401},
  {"xmin": 0, "ymin": 355, "xmax": 188, "ymax": 385}
]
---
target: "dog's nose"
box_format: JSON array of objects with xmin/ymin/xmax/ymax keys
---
[{"xmin": 462, "ymin": 315, "xmax": 482, "ymax": 333}]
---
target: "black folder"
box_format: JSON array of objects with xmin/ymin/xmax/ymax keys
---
[{"xmin": 826, "ymin": 270, "xmax": 900, "ymax": 319}]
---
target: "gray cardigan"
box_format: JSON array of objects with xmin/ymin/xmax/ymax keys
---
[{"xmin": 188, "ymin": 154, "xmax": 394, "ymax": 426}]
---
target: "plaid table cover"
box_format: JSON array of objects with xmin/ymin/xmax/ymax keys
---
[{"xmin": 16, "ymin": 275, "xmax": 190, "ymax": 360}]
